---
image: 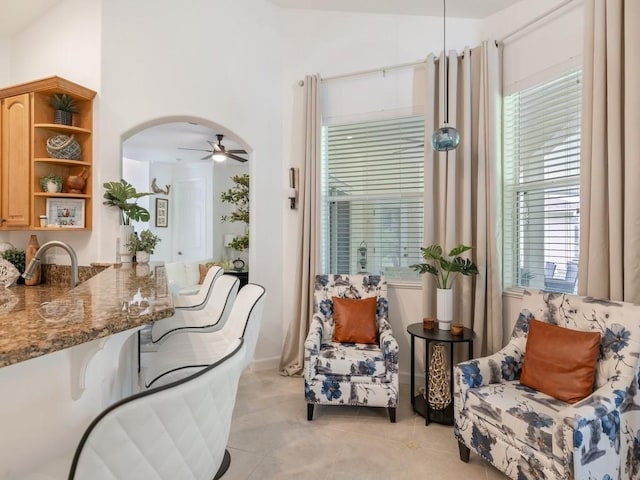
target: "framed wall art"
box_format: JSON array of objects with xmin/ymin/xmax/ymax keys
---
[
  {"xmin": 45, "ymin": 198, "xmax": 85, "ymax": 228},
  {"xmin": 155, "ymin": 198, "xmax": 169, "ymax": 227}
]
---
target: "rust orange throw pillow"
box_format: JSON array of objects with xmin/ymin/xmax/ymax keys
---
[
  {"xmin": 520, "ymin": 319, "xmax": 601, "ymax": 404},
  {"xmin": 332, "ymin": 296, "xmax": 378, "ymax": 344},
  {"xmin": 198, "ymin": 264, "xmax": 210, "ymax": 284}
]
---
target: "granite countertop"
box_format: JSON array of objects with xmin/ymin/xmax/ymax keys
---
[{"xmin": 0, "ymin": 263, "xmax": 174, "ymax": 367}]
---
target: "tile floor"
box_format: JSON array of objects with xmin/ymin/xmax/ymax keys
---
[
  {"xmin": 140, "ymin": 327, "xmax": 505, "ymax": 479},
  {"xmin": 224, "ymin": 369, "xmax": 508, "ymax": 480}
]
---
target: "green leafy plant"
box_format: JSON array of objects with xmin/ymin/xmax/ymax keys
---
[
  {"xmin": 128, "ymin": 229, "xmax": 161, "ymax": 254},
  {"xmin": 220, "ymin": 173, "xmax": 249, "ymax": 251},
  {"xmin": 49, "ymin": 93, "xmax": 78, "ymax": 113},
  {"xmin": 1, "ymin": 248, "xmax": 26, "ymax": 273},
  {"xmin": 410, "ymin": 244, "xmax": 479, "ymax": 289},
  {"xmin": 39, "ymin": 173, "xmax": 63, "ymax": 192},
  {"xmin": 103, "ymin": 179, "xmax": 153, "ymax": 225}
]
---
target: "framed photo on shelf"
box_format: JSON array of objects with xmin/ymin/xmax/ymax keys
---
[
  {"xmin": 45, "ymin": 198, "xmax": 85, "ymax": 228},
  {"xmin": 155, "ymin": 198, "xmax": 169, "ymax": 227}
]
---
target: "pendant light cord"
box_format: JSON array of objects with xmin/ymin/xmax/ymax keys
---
[{"xmin": 443, "ymin": 0, "xmax": 448, "ymax": 125}]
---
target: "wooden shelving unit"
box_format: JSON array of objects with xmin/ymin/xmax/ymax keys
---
[{"xmin": 0, "ymin": 76, "xmax": 96, "ymax": 230}]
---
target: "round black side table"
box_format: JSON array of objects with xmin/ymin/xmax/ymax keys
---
[{"xmin": 406, "ymin": 323, "xmax": 475, "ymax": 426}]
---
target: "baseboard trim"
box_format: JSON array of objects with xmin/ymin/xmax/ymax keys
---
[{"xmin": 250, "ymin": 356, "xmax": 281, "ymax": 371}]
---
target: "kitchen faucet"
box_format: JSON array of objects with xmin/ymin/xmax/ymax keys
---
[{"xmin": 23, "ymin": 240, "xmax": 79, "ymax": 288}]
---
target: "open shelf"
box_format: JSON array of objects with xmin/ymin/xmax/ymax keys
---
[
  {"xmin": 34, "ymin": 158, "xmax": 91, "ymax": 166},
  {"xmin": 34, "ymin": 193, "xmax": 91, "ymax": 198},
  {"xmin": 34, "ymin": 123, "xmax": 91, "ymax": 134}
]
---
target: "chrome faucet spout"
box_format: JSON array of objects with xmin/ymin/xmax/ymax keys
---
[{"xmin": 22, "ymin": 241, "xmax": 79, "ymax": 287}]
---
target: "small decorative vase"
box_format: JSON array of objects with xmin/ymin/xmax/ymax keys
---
[
  {"xmin": 436, "ymin": 288, "xmax": 453, "ymax": 330},
  {"xmin": 428, "ymin": 343, "xmax": 451, "ymax": 410},
  {"xmin": 25, "ymin": 235, "xmax": 41, "ymax": 286},
  {"xmin": 136, "ymin": 251, "xmax": 150, "ymax": 264},
  {"xmin": 64, "ymin": 168, "xmax": 89, "ymax": 194}
]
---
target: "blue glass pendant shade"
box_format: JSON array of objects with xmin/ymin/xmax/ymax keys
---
[{"xmin": 431, "ymin": 125, "xmax": 460, "ymax": 151}]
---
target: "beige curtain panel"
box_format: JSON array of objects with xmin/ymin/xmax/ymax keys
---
[
  {"xmin": 579, "ymin": 0, "xmax": 640, "ymax": 302},
  {"xmin": 279, "ymin": 74, "xmax": 321, "ymax": 376},
  {"xmin": 423, "ymin": 42, "xmax": 503, "ymax": 357}
]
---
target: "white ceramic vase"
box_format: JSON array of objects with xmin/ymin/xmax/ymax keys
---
[
  {"xmin": 136, "ymin": 251, "xmax": 150, "ymax": 264},
  {"xmin": 119, "ymin": 225, "xmax": 135, "ymax": 263},
  {"xmin": 436, "ymin": 288, "xmax": 453, "ymax": 330}
]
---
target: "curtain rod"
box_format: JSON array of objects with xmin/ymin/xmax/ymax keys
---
[
  {"xmin": 318, "ymin": 51, "xmax": 466, "ymax": 84},
  {"xmin": 498, "ymin": 0, "xmax": 579, "ymax": 44},
  {"xmin": 320, "ymin": 59, "xmax": 428, "ymax": 83}
]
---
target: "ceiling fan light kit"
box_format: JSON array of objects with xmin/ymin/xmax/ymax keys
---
[
  {"xmin": 177, "ymin": 133, "xmax": 248, "ymax": 163},
  {"xmin": 432, "ymin": 0, "xmax": 460, "ymax": 153}
]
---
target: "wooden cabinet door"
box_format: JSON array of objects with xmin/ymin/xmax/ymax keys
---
[{"xmin": 1, "ymin": 93, "xmax": 31, "ymax": 228}]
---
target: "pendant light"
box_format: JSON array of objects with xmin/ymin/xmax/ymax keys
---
[{"xmin": 431, "ymin": 0, "xmax": 460, "ymax": 152}]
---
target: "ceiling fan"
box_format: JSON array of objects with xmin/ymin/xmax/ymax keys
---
[{"xmin": 178, "ymin": 134, "xmax": 248, "ymax": 163}]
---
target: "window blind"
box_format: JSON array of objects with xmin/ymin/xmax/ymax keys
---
[
  {"xmin": 320, "ymin": 116, "xmax": 424, "ymax": 280},
  {"xmin": 503, "ymin": 68, "xmax": 581, "ymax": 293}
]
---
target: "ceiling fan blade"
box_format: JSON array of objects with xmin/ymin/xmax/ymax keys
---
[
  {"xmin": 212, "ymin": 143, "xmax": 224, "ymax": 152},
  {"xmin": 225, "ymin": 152, "xmax": 248, "ymax": 163},
  {"xmin": 178, "ymin": 147, "xmax": 212, "ymax": 152},
  {"xmin": 227, "ymin": 149, "xmax": 248, "ymax": 154},
  {"xmin": 200, "ymin": 154, "xmax": 212, "ymax": 160}
]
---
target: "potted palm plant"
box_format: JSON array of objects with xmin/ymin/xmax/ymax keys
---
[
  {"xmin": 103, "ymin": 179, "xmax": 153, "ymax": 263},
  {"xmin": 411, "ymin": 244, "xmax": 479, "ymax": 330}
]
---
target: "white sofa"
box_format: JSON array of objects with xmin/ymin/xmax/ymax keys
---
[{"xmin": 164, "ymin": 259, "xmax": 215, "ymax": 295}]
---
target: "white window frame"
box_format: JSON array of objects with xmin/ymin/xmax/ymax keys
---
[{"xmin": 503, "ymin": 67, "xmax": 582, "ymax": 293}]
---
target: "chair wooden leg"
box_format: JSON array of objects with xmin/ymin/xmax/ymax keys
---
[
  {"xmin": 388, "ymin": 407, "xmax": 396, "ymax": 423},
  {"xmin": 307, "ymin": 403, "xmax": 314, "ymax": 421},
  {"xmin": 458, "ymin": 441, "xmax": 470, "ymax": 463}
]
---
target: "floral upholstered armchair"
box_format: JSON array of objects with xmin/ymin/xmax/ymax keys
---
[
  {"xmin": 454, "ymin": 289, "xmax": 640, "ymax": 480},
  {"xmin": 304, "ymin": 274, "xmax": 399, "ymax": 422}
]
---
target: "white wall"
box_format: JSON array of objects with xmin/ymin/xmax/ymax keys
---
[
  {"xmin": 0, "ymin": 39, "xmax": 9, "ymax": 86},
  {"xmin": 99, "ymin": 0, "xmax": 284, "ymax": 366},
  {"xmin": 149, "ymin": 162, "xmax": 174, "ymax": 261}
]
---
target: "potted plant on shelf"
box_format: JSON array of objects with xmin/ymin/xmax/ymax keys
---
[
  {"xmin": 39, "ymin": 173, "xmax": 63, "ymax": 193},
  {"xmin": 220, "ymin": 173, "xmax": 249, "ymax": 270},
  {"xmin": 49, "ymin": 93, "xmax": 78, "ymax": 126},
  {"xmin": 129, "ymin": 229, "xmax": 161, "ymax": 264},
  {"xmin": 103, "ymin": 179, "xmax": 154, "ymax": 263},
  {"xmin": 411, "ymin": 244, "xmax": 479, "ymax": 330}
]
